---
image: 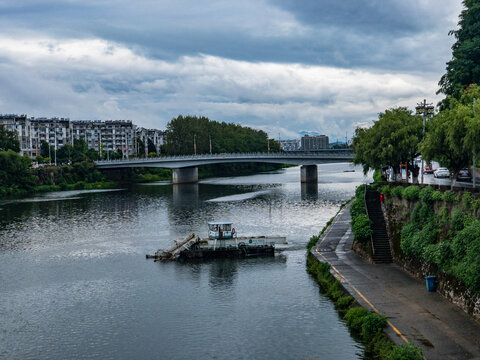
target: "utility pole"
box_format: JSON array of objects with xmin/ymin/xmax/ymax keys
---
[
  {"xmin": 209, "ymin": 135, "xmax": 212, "ymax": 154},
  {"xmin": 194, "ymin": 134, "xmax": 197, "ymax": 155},
  {"xmin": 416, "ymin": 99, "xmax": 434, "ymax": 184}
]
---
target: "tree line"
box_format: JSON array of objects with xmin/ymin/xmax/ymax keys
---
[{"xmin": 163, "ymin": 115, "xmax": 280, "ymax": 155}]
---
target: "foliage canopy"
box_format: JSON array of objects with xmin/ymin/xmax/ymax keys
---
[{"xmin": 352, "ymin": 107, "xmax": 422, "ymax": 174}]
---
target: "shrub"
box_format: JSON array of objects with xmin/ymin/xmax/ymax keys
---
[
  {"xmin": 419, "ymin": 186, "xmax": 435, "ymax": 203},
  {"xmin": 345, "ymin": 307, "xmax": 369, "ymax": 333},
  {"xmin": 423, "ymin": 242, "xmax": 453, "ymax": 268},
  {"xmin": 373, "ymin": 169, "xmax": 383, "ymax": 183},
  {"xmin": 401, "ymin": 218, "xmax": 438, "ymax": 260},
  {"xmin": 336, "ymin": 296, "xmax": 354, "ymax": 311},
  {"xmin": 451, "ymin": 206, "xmax": 467, "ymax": 231},
  {"xmin": 462, "ymin": 191, "xmax": 473, "ymax": 210},
  {"xmin": 352, "ymin": 214, "xmax": 373, "ymax": 243},
  {"xmin": 355, "ymin": 185, "xmax": 366, "ymax": 199},
  {"xmin": 306, "ymin": 234, "xmax": 320, "ymax": 252},
  {"xmin": 350, "ymin": 197, "xmax": 366, "ymax": 219},
  {"xmin": 431, "ymin": 190, "xmax": 444, "ymax": 201},
  {"xmin": 361, "ymin": 313, "xmax": 388, "ymax": 341},
  {"xmin": 380, "ymin": 185, "xmax": 391, "ymax": 196},
  {"xmin": 391, "ymin": 186, "xmax": 404, "ymax": 198},
  {"xmin": 403, "ymin": 186, "xmax": 420, "ymax": 201},
  {"xmin": 390, "ymin": 343, "xmax": 423, "ymax": 360},
  {"xmin": 474, "ymin": 199, "xmax": 480, "ymax": 213},
  {"xmin": 327, "ymin": 281, "xmax": 343, "ymax": 301},
  {"xmin": 439, "ymin": 206, "xmax": 449, "ymax": 224},
  {"xmin": 443, "ymin": 190, "xmax": 458, "ymax": 202},
  {"xmin": 410, "ymin": 202, "xmax": 434, "ymax": 226}
]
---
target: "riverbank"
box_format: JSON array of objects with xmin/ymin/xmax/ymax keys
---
[{"xmin": 309, "ymin": 202, "xmax": 480, "ymax": 359}]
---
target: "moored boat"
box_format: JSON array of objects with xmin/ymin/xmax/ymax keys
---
[{"xmin": 146, "ymin": 222, "xmax": 286, "ymax": 261}]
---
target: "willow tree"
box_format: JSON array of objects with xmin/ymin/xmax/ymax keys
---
[{"xmin": 352, "ymin": 107, "xmax": 422, "ymax": 179}]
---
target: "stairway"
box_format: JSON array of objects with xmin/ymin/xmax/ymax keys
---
[{"xmin": 365, "ymin": 190, "xmax": 393, "ymax": 264}]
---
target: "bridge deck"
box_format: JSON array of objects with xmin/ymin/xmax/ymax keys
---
[{"xmin": 95, "ymin": 151, "xmax": 354, "ymax": 169}]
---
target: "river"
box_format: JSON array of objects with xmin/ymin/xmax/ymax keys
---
[{"xmin": 0, "ymin": 163, "xmax": 371, "ymax": 360}]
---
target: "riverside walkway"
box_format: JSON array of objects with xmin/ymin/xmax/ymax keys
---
[{"xmin": 311, "ymin": 204, "xmax": 480, "ymax": 360}]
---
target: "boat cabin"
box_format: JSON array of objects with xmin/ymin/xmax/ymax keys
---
[{"xmin": 208, "ymin": 222, "xmax": 235, "ymax": 239}]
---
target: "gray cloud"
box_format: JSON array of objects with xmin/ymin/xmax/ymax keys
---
[{"xmin": 0, "ymin": 0, "xmax": 465, "ymax": 141}]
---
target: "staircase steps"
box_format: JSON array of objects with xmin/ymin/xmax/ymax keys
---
[{"xmin": 365, "ymin": 189, "xmax": 393, "ymax": 264}]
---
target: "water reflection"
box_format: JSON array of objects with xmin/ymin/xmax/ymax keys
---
[
  {"xmin": 301, "ymin": 182, "xmax": 319, "ymax": 201},
  {"xmin": 172, "ymin": 183, "xmax": 199, "ymax": 208}
]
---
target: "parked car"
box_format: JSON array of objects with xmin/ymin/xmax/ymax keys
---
[
  {"xmin": 423, "ymin": 166, "xmax": 434, "ymax": 174},
  {"xmin": 457, "ymin": 168, "xmax": 472, "ymax": 182},
  {"xmin": 434, "ymin": 167, "xmax": 450, "ymax": 178}
]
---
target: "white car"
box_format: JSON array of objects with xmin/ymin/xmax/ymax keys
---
[{"xmin": 434, "ymin": 167, "xmax": 450, "ymax": 178}]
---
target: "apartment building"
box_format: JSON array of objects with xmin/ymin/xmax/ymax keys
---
[
  {"xmin": 71, "ymin": 120, "xmax": 136, "ymax": 157},
  {"xmin": 0, "ymin": 115, "xmax": 139, "ymax": 158},
  {"xmin": 136, "ymin": 127, "xmax": 165, "ymax": 155},
  {"xmin": 279, "ymin": 139, "xmax": 301, "ymax": 152},
  {"xmin": 301, "ymin": 134, "xmax": 329, "ymax": 150}
]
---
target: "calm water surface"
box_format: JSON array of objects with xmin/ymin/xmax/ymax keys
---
[{"xmin": 0, "ymin": 163, "xmax": 371, "ymax": 359}]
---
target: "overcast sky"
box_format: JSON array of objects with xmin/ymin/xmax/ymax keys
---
[{"xmin": 0, "ymin": 0, "xmax": 464, "ymax": 141}]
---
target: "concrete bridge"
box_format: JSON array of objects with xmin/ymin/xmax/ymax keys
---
[{"xmin": 95, "ymin": 150, "xmax": 354, "ymax": 184}]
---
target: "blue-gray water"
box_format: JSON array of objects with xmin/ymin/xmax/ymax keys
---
[{"xmin": 0, "ymin": 163, "xmax": 370, "ymax": 359}]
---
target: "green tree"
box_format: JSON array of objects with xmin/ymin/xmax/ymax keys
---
[
  {"xmin": 438, "ymin": 1, "xmax": 480, "ymax": 104},
  {"xmin": 0, "ymin": 150, "xmax": 35, "ymax": 192},
  {"xmin": 164, "ymin": 115, "xmax": 277, "ymax": 155},
  {"xmin": 136, "ymin": 137, "xmax": 146, "ymax": 157},
  {"xmin": 72, "ymin": 139, "xmax": 88, "ymax": 163},
  {"xmin": 56, "ymin": 144, "xmax": 74, "ymax": 164},
  {"xmin": 421, "ymin": 86, "xmax": 479, "ymax": 187},
  {"xmin": 147, "ymin": 138, "xmax": 157, "ymax": 154},
  {"xmin": 352, "ymin": 107, "xmax": 422, "ymax": 178},
  {"xmin": 0, "ymin": 126, "xmax": 20, "ymax": 152},
  {"xmin": 40, "ymin": 141, "xmax": 53, "ymax": 159}
]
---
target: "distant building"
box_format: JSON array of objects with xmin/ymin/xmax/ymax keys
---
[
  {"xmin": 0, "ymin": 114, "xmax": 157, "ymax": 158},
  {"xmin": 279, "ymin": 139, "xmax": 301, "ymax": 152},
  {"xmin": 301, "ymin": 134, "xmax": 329, "ymax": 150},
  {"xmin": 136, "ymin": 127, "xmax": 165, "ymax": 156},
  {"xmin": 71, "ymin": 120, "xmax": 136, "ymax": 158}
]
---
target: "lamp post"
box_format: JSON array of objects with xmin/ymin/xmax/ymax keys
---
[
  {"xmin": 194, "ymin": 134, "xmax": 197, "ymax": 155},
  {"xmin": 415, "ymin": 99, "xmax": 434, "ymax": 184}
]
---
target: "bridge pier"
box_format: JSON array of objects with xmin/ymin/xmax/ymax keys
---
[
  {"xmin": 300, "ymin": 165, "xmax": 318, "ymax": 183},
  {"xmin": 172, "ymin": 167, "xmax": 198, "ymax": 184}
]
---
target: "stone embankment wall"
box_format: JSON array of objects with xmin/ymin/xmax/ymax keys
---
[{"xmin": 381, "ymin": 197, "xmax": 480, "ymax": 322}]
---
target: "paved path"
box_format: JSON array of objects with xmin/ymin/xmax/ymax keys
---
[{"xmin": 311, "ymin": 203, "xmax": 480, "ymax": 360}]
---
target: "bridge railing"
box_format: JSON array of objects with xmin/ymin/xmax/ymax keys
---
[{"xmin": 95, "ymin": 150, "xmax": 354, "ymax": 165}]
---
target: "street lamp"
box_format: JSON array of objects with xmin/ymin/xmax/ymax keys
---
[
  {"xmin": 416, "ymin": 99, "xmax": 434, "ymax": 184},
  {"xmin": 194, "ymin": 134, "xmax": 197, "ymax": 155}
]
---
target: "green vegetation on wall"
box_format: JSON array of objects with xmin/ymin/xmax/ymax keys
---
[
  {"xmin": 350, "ymin": 185, "xmax": 373, "ymax": 244},
  {"xmin": 386, "ymin": 185, "xmax": 480, "ymax": 293}
]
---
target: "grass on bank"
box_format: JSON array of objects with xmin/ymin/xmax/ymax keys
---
[{"xmin": 306, "ymin": 255, "xmax": 423, "ymax": 359}]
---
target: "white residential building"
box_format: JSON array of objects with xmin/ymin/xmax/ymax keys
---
[{"xmin": 0, "ymin": 115, "xmax": 142, "ymax": 158}]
